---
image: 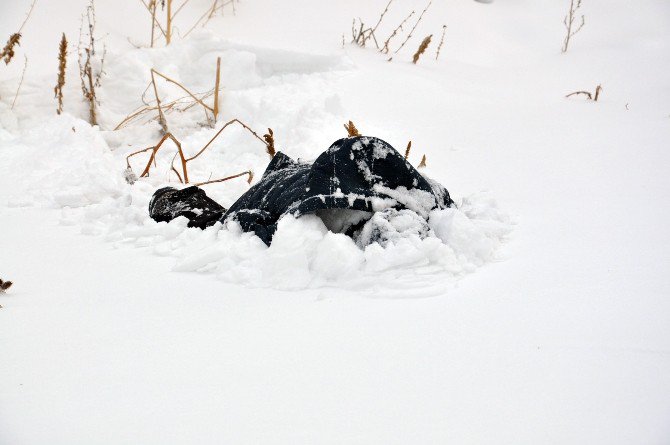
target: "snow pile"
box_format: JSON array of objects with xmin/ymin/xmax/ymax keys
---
[
  {"xmin": 0, "ymin": 29, "xmax": 512, "ymax": 293},
  {"xmin": 56, "ymin": 184, "xmax": 511, "ymax": 291}
]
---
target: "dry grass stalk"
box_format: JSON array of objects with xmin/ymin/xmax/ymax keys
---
[
  {"xmin": 404, "ymin": 141, "xmax": 411, "ymax": 159},
  {"xmin": 11, "ymin": 56, "xmax": 28, "ymax": 109},
  {"xmin": 184, "ymin": 0, "xmax": 235, "ymax": 38},
  {"xmin": 352, "ymin": 0, "xmax": 392, "ymax": 49},
  {"xmin": 562, "ymin": 0, "xmax": 585, "ymax": 53},
  {"xmin": 151, "ymin": 69, "xmax": 169, "ymax": 133},
  {"xmin": 195, "ymin": 170, "xmax": 253, "ymax": 187},
  {"xmin": 394, "ymin": 0, "xmax": 432, "ymax": 55},
  {"xmin": 0, "ymin": 34, "xmax": 21, "ymax": 65},
  {"xmin": 263, "ymin": 128, "xmax": 275, "ymax": 157},
  {"xmin": 435, "ymin": 25, "xmax": 447, "ymax": 60},
  {"xmin": 113, "ymin": 88, "xmax": 214, "ymax": 130},
  {"xmin": 417, "ymin": 154, "xmax": 427, "ymax": 168},
  {"xmin": 126, "ymin": 119, "xmax": 274, "ymax": 184},
  {"xmin": 55, "ymin": 33, "xmax": 67, "ymax": 115},
  {"xmin": 381, "ymin": 10, "xmax": 415, "ymax": 54},
  {"xmin": 412, "ymin": 34, "xmax": 432, "ymax": 64},
  {"xmin": 150, "ymin": 0, "xmax": 157, "ymax": 47},
  {"xmin": 166, "ymin": 0, "xmax": 173, "ymax": 44},
  {"xmin": 344, "ymin": 120, "xmax": 361, "ymax": 137},
  {"xmin": 213, "ymin": 56, "xmax": 221, "ymax": 122},
  {"xmin": 594, "ymin": 84, "xmax": 602, "ymax": 101},
  {"xmin": 139, "ymin": 0, "xmax": 166, "ymax": 43},
  {"xmin": 0, "ymin": 0, "xmax": 37, "ymax": 65},
  {"xmin": 152, "ymin": 68, "xmax": 215, "ymax": 126},
  {"xmin": 565, "ymin": 84, "xmax": 602, "ymax": 101},
  {"xmin": 78, "ymin": 1, "xmax": 105, "ymax": 126}
]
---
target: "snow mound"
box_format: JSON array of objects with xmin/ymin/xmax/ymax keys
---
[
  {"xmin": 59, "ymin": 186, "xmax": 512, "ymax": 293},
  {"xmin": 0, "ymin": 29, "xmax": 512, "ymax": 295}
]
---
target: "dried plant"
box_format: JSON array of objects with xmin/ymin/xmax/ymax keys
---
[
  {"xmin": 566, "ymin": 84, "xmax": 602, "ymax": 101},
  {"xmin": 166, "ymin": 0, "xmax": 173, "ymax": 44},
  {"xmin": 404, "ymin": 141, "xmax": 412, "ymax": 160},
  {"xmin": 417, "ymin": 154, "xmax": 427, "ymax": 168},
  {"xmin": 562, "ymin": 0, "xmax": 585, "ymax": 53},
  {"xmin": 184, "ymin": 0, "xmax": 237, "ymax": 38},
  {"xmin": 195, "ymin": 170, "xmax": 253, "ymax": 187},
  {"xmin": 114, "ymin": 87, "xmax": 214, "ymax": 130},
  {"xmin": 412, "ymin": 34, "xmax": 432, "ymax": 64},
  {"xmin": 344, "ymin": 120, "xmax": 361, "ymax": 137},
  {"xmin": 153, "ymin": 68, "xmax": 216, "ymax": 126},
  {"xmin": 0, "ymin": 278, "xmax": 13, "ymax": 293},
  {"xmin": 78, "ymin": 1, "xmax": 105, "ymax": 126},
  {"xmin": 351, "ymin": 0, "xmax": 393, "ymax": 49},
  {"xmin": 126, "ymin": 119, "xmax": 274, "ymax": 184},
  {"xmin": 0, "ymin": 0, "xmax": 36, "ymax": 66},
  {"xmin": 150, "ymin": 69, "xmax": 169, "ymax": 133},
  {"xmin": 435, "ymin": 25, "xmax": 447, "ymax": 60},
  {"xmin": 213, "ymin": 56, "xmax": 222, "ymax": 122},
  {"xmin": 381, "ymin": 10, "xmax": 415, "ymax": 54},
  {"xmin": 0, "ymin": 34, "xmax": 21, "ymax": 65},
  {"xmin": 263, "ymin": 128, "xmax": 276, "ymax": 157},
  {"xmin": 54, "ymin": 33, "xmax": 67, "ymax": 115},
  {"xmin": 11, "ymin": 56, "xmax": 28, "ymax": 109},
  {"xmin": 393, "ymin": 1, "xmax": 432, "ymax": 55}
]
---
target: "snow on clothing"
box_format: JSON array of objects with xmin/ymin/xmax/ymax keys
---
[{"xmin": 149, "ymin": 136, "xmax": 454, "ymax": 245}]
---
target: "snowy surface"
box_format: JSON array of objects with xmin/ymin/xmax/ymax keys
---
[{"xmin": 1, "ymin": 0, "xmax": 670, "ymax": 443}]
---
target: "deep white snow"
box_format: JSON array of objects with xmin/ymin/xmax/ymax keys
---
[{"xmin": 1, "ymin": 0, "xmax": 669, "ymax": 443}]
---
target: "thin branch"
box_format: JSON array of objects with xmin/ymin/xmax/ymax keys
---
[
  {"xmin": 213, "ymin": 56, "xmax": 221, "ymax": 122},
  {"xmin": 11, "ymin": 56, "xmax": 28, "ymax": 109},
  {"xmin": 18, "ymin": 0, "xmax": 38, "ymax": 34},
  {"xmin": 381, "ymin": 10, "xmax": 415, "ymax": 54},
  {"xmin": 435, "ymin": 25, "xmax": 447, "ymax": 60},
  {"xmin": 394, "ymin": 0, "xmax": 432, "ymax": 55},
  {"xmin": 194, "ymin": 170, "xmax": 253, "ymax": 186},
  {"xmin": 565, "ymin": 90, "xmax": 592, "ymax": 99},
  {"xmin": 151, "ymin": 68, "xmax": 169, "ymax": 133}
]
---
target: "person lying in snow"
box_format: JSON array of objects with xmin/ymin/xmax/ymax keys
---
[{"xmin": 149, "ymin": 136, "xmax": 454, "ymax": 246}]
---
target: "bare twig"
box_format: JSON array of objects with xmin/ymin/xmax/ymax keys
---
[
  {"xmin": 11, "ymin": 56, "xmax": 28, "ymax": 109},
  {"xmin": 18, "ymin": 0, "xmax": 38, "ymax": 34},
  {"xmin": 126, "ymin": 119, "xmax": 272, "ymax": 184},
  {"xmin": 404, "ymin": 141, "xmax": 411, "ymax": 160},
  {"xmin": 78, "ymin": 1, "xmax": 104, "ymax": 126},
  {"xmin": 213, "ymin": 56, "xmax": 221, "ymax": 122},
  {"xmin": 565, "ymin": 91, "xmax": 592, "ymax": 99},
  {"xmin": 151, "ymin": 69, "xmax": 168, "ymax": 133},
  {"xmin": 381, "ymin": 10, "xmax": 415, "ymax": 54},
  {"xmin": 351, "ymin": 0, "xmax": 393, "ymax": 49},
  {"xmin": 150, "ymin": 0, "xmax": 157, "ymax": 46},
  {"xmin": 435, "ymin": 25, "xmax": 447, "ymax": 60},
  {"xmin": 562, "ymin": 0, "xmax": 585, "ymax": 53},
  {"xmin": 152, "ymin": 68, "xmax": 214, "ymax": 126},
  {"xmin": 166, "ymin": 0, "xmax": 173, "ymax": 44},
  {"xmin": 565, "ymin": 84, "xmax": 602, "ymax": 101},
  {"xmin": 417, "ymin": 154, "xmax": 427, "ymax": 168},
  {"xmin": 594, "ymin": 84, "xmax": 602, "ymax": 101},
  {"xmin": 195, "ymin": 170, "xmax": 253, "ymax": 186},
  {"xmin": 394, "ymin": 1, "xmax": 432, "ymax": 55}
]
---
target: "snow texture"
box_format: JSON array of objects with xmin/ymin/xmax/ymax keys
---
[{"xmin": 1, "ymin": 0, "xmax": 669, "ymax": 443}]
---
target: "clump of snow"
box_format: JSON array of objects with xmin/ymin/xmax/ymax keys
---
[{"xmin": 355, "ymin": 208, "xmax": 430, "ymax": 248}]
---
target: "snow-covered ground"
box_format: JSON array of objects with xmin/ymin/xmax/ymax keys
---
[{"xmin": 1, "ymin": 0, "xmax": 669, "ymax": 443}]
